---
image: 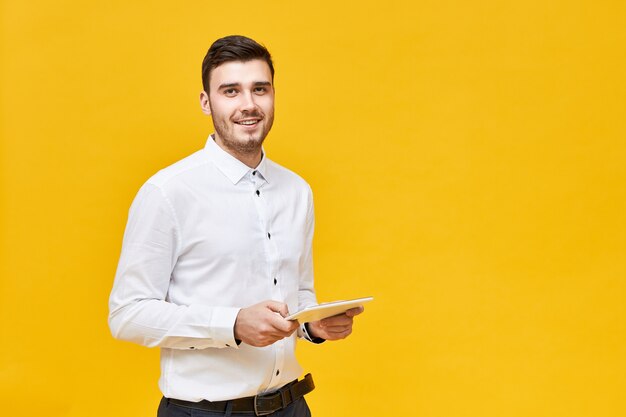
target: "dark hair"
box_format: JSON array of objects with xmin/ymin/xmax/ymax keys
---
[{"xmin": 201, "ymin": 35, "xmax": 274, "ymax": 93}]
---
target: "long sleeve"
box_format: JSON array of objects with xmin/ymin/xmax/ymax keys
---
[
  {"xmin": 108, "ymin": 139, "xmax": 317, "ymax": 400},
  {"xmin": 298, "ymin": 186, "xmax": 320, "ymax": 341},
  {"xmin": 108, "ymin": 183, "xmax": 239, "ymax": 350}
]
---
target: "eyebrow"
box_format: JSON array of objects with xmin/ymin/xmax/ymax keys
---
[{"xmin": 218, "ymin": 81, "xmax": 272, "ymax": 90}]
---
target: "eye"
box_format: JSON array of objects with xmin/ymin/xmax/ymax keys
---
[
  {"xmin": 254, "ymin": 86, "xmax": 268, "ymax": 94},
  {"xmin": 223, "ymin": 88, "xmax": 238, "ymax": 97}
]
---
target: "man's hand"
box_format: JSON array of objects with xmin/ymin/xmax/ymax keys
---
[
  {"xmin": 234, "ymin": 300, "xmax": 300, "ymax": 347},
  {"xmin": 306, "ymin": 306, "xmax": 364, "ymax": 341}
]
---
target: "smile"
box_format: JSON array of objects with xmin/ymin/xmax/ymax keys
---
[{"xmin": 235, "ymin": 119, "xmax": 260, "ymax": 126}]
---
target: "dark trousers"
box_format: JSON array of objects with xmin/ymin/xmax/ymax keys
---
[{"xmin": 157, "ymin": 396, "xmax": 312, "ymax": 417}]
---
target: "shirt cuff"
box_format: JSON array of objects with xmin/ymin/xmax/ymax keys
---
[
  {"xmin": 301, "ymin": 322, "xmax": 325, "ymax": 344},
  {"xmin": 193, "ymin": 305, "xmax": 240, "ymax": 349}
]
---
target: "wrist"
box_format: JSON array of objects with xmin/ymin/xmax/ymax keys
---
[{"xmin": 304, "ymin": 322, "xmax": 325, "ymax": 344}]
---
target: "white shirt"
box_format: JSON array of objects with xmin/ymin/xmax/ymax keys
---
[{"xmin": 108, "ymin": 136, "xmax": 318, "ymax": 402}]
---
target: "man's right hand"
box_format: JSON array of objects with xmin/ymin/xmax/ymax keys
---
[{"xmin": 234, "ymin": 300, "xmax": 300, "ymax": 347}]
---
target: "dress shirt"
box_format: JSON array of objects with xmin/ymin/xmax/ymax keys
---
[{"xmin": 109, "ymin": 135, "xmax": 319, "ymax": 402}]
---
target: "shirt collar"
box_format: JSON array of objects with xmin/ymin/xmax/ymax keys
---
[{"xmin": 204, "ymin": 135, "xmax": 269, "ymax": 184}]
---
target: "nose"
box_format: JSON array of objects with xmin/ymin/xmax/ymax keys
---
[{"xmin": 239, "ymin": 91, "xmax": 257, "ymax": 113}]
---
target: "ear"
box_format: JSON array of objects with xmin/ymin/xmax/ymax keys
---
[{"xmin": 199, "ymin": 91, "xmax": 211, "ymax": 116}]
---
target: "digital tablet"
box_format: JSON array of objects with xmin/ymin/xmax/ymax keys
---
[{"xmin": 285, "ymin": 296, "xmax": 373, "ymax": 322}]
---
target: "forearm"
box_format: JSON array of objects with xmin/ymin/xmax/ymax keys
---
[{"xmin": 108, "ymin": 297, "xmax": 240, "ymax": 349}]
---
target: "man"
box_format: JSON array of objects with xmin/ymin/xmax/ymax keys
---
[{"xmin": 108, "ymin": 35, "xmax": 363, "ymax": 417}]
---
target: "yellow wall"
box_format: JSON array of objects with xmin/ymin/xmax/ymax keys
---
[{"xmin": 2, "ymin": 1, "xmax": 625, "ymax": 416}]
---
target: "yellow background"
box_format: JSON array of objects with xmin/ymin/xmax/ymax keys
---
[{"xmin": 1, "ymin": 1, "xmax": 625, "ymax": 416}]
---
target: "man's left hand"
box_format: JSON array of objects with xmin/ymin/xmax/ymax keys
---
[{"xmin": 306, "ymin": 306, "xmax": 364, "ymax": 341}]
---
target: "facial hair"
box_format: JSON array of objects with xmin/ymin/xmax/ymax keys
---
[{"xmin": 210, "ymin": 102, "xmax": 274, "ymax": 157}]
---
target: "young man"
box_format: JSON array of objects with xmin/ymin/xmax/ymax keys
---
[{"xmin": 108, "ymin": 35, "xmax": 363, "ymax": 416}]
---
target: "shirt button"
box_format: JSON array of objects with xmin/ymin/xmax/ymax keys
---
[
  {"xmin": 256, "ymin": 190, "xmax": 260, "ymax": 196},
  {"xmin": 252, "ymin": 171, "xmax": 256, "ymax": 176},
  {"xmin": 267, "ymin": 232, "xmax": 271, "ymax": 239},
  {"xmin": 274, "ymin": 278, "xmax": 277, "ymax": 285},
  {"xmin": 190, "ymin": 347, "xmax": 195, "ymax": 350},
  {"xmin": 276, "ymin": 370, "xmax": 280, "ymax": 376}
]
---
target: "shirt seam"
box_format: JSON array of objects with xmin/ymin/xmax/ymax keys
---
[
  {"xmin": 157, "ymin": 185, "xmax": 183, "ymax": 257},
  {"xmin": 150, "ymin": 152, "xmax": 211, "ymax": 186},
  {"xmin": 305, "ymin": 184, "xmax": 314, "ymax": 225}
]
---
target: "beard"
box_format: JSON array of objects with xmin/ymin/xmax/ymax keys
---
[{"xmin": 210, "ymin": 103, "xmax": 274, "ymax": 157}]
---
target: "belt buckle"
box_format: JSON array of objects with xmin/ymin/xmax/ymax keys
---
[{"xmin": 253, "ymin": 393, "xmax": 276, "ymax": 417}]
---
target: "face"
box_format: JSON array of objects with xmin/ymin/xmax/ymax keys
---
[{"xmin": 200, "ymin": 59, "xmax": 275, "ymax": 156}]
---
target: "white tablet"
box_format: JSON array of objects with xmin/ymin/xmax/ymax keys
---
[{"xmin": 285, "ymin": 296, "xmax": 373, "ymax": 322}]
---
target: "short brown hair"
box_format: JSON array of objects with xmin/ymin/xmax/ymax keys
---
[{"xmin": 201, "ymin": 35, "xmax": 274, "ymax": 93}]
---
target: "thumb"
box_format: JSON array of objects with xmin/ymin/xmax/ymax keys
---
[{"xmin": 265, "ymin": 301, "xmax": 290, "ymax": 318}]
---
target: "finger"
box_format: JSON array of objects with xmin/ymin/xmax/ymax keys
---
[
  {"xmin": 323, "ymin": 324, "xmax": 353, "ymax": 334},
  {"xmin": 268, "ymin": 314, "xmax": 299, "ymax": 334},
  {"xmin": 324, "ymin": 327, "xmax": 353, "ymax": 340},
  {"xmin": 255, "ymin": 324, "xmax": 294, "ymax": 343},
  {"xmin": 346, "ymin": 306, "xmax": 364, "ymax": 317},
  {"xmin": 320, "ymin": 314, "xmax": 353, "ymax": 327},
  {"xmin": 265, "ymin": 301, "xmax": 290, "ymax": 317}
]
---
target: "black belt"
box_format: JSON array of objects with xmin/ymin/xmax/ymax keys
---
[{"xmin": 167, "ymin": 373, "xmax": 315, "ymax": 416}]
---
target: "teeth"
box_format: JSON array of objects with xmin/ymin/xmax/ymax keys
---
[{"xmin": 237, "ymin": 120, "xmax": 258, "ymax": 125}]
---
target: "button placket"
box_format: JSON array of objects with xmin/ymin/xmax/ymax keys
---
[
  {"xmin": 267, "ymin": 338, "xmax": 286, "ymax": 389},
  {"xmin": 249, "ymin": 172, "xmax": 280, "ymax": 295},
  {"xmin": 249, "ymin": 172, "xmax": 286, "ymax": 390}
]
